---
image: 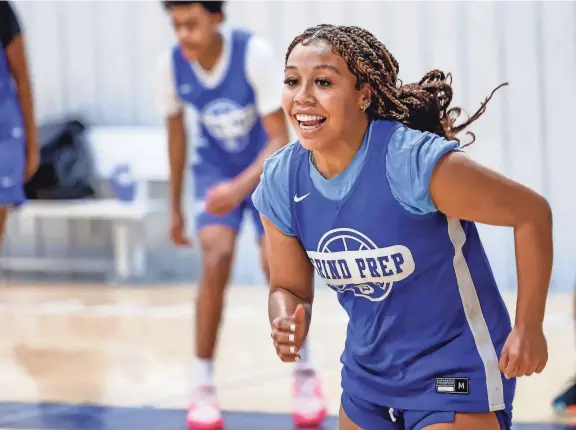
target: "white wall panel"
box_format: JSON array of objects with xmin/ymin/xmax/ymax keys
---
[
  {"xmin": 7, "ymin": 1, "xmax": 575, "ymax": 290},
  {"xmin": 539, "ymin": 1, "xmax": 576, "ymax": 289}
]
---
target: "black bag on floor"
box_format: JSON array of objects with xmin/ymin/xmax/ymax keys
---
[{"xmin": 24, "ymin": 119, "xmax": 98, "ymax": 200}]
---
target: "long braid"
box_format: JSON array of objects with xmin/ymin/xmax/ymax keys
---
[{"xmin": 286, "ymin": 24, "xmax": 507, "ymax": 145}]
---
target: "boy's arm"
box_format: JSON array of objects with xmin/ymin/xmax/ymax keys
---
[
  {"xmin": 167, "ymin": 112, "xmax": 187, "ymax": 214},
  {"xmin": 157, "ymin": 51, "xmax": 187, "ymax": 214}
]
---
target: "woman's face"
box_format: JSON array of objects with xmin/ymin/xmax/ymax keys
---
[{"xmin": 282, "ymin": 39, "xmax": 370, "ymax": 151}]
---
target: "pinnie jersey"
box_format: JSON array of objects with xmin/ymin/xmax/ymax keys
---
[
  {"xmin": 0, "ymin": 44, "xmax": 26, "ymax": 202},
  {"xmin": 171, "ymin": 29, "xmax": 269, "ymax": 177},
  {"xmin": 288, "ymin": 120, "xmax": 515, "ymax": 413}
]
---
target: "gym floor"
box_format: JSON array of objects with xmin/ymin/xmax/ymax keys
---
[{"xmin": 0, "ymin": 284, "xmax": 574, "ymax": 430}]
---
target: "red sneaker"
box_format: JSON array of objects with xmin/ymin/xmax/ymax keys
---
[
  {"xmin": 186, "ymin": 385, "xmax": 224, "ymax": 430},
  {"xmin": 292, "ymin": 369, "xmax": 327, "ymax": 427}
]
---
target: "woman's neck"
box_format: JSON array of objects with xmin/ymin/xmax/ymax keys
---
[{"xmin": 312, "ymin": 120, "xmax": 369, "ymax": 179}]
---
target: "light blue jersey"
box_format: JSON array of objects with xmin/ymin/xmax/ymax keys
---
[
  {"xmin": 171, "ymin": 28, "xmax": 268, "ymax": 236},
  {"xmin": 253, "ymin": 119, "xmax": 465, "ymax": 233},
  {"xmin": 172, "ymin": 29, "xmax": 268, "ymax": 179},
  {"xmin": 253, "ymin": 120, "xmax": 514, "ymax": 428}
]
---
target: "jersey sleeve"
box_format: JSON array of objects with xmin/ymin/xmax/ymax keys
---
[
  {"xmin": 251, "ymin": 144, "xmax": 296, "ymax": 236},
  {"xmin": 156, "ymin": 49, "xmax": 184, "ymax": 117},
  {"xmin": 245, "ymin": 35, "xmax": 284, "ymax": 117},
  {"xmin": 386, "ymin": 126, "xmax": 463, "ymax": 215}
]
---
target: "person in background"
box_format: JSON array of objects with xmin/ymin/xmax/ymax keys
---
[
  {"xmin": 159, "ymin": 2, "xmax": 326, "ymax": 429},
  {"xmin": 0, "ymin": 0, "xmax": 39, "ymax": 246}
]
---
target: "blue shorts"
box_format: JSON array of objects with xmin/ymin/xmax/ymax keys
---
[
  {"xmin": 0, "ymin": 139, "xmax": 26, "ymax": 208},
  {"xmin": 193, "ymin": 170, "xmax": 264, "ymax": 239},
  {"xmin": 341, "ymin": 392, "xmax": 512, "ymax": 430}
]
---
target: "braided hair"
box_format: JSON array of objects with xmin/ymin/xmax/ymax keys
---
[{"xmin": 286, "ymin": 24, "xmax": 507, "ymax": 146}]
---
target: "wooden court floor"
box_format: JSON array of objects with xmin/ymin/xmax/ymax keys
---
[{"xmin": 0, "ymin": 283, "xmax": 574, "ymax": 429}]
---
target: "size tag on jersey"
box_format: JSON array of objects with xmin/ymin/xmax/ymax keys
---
[{"xmin": 435, "ymin": 378, "xmax": 470, "ymax": 394}]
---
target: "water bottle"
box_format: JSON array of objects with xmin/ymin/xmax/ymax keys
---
[{"xmin": 110, "ymin": 163, "xmax": 136, "ymax": 202}]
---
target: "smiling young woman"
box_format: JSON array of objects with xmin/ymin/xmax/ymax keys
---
[{"xmin": 252, "ymin": 24, "xmax": 553, "ymax": 430}]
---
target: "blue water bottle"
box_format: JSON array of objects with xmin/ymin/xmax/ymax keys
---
[{"xmin": 110, "ymin": 163, "xmax": 136, "ymax": 202}]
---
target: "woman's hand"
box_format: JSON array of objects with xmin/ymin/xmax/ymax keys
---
[
  {"xmin": 499, "ymin": 325, "xmax": 548, "ymax": 379},
  {"xmin": 271, "ymin": 304, "xmax": 307, "ymax": 362}
]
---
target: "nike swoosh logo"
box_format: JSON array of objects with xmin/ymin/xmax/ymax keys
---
[{"xmin": 294, "ymin": 193, "xmax": 310, "ymax": 202}]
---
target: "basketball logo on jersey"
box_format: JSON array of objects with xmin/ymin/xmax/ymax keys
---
[
  {"xmin": 200, "ymin": 98, "xmax": 257, "ymax": 152},
  {"xmin": 306, "ymin": 228, "xmax": 415, "ymax": 302}
]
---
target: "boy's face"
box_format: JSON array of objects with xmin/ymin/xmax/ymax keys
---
[{"xmin": 168, "ymin": 3, "xmax": 222, "ymax": 62}]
